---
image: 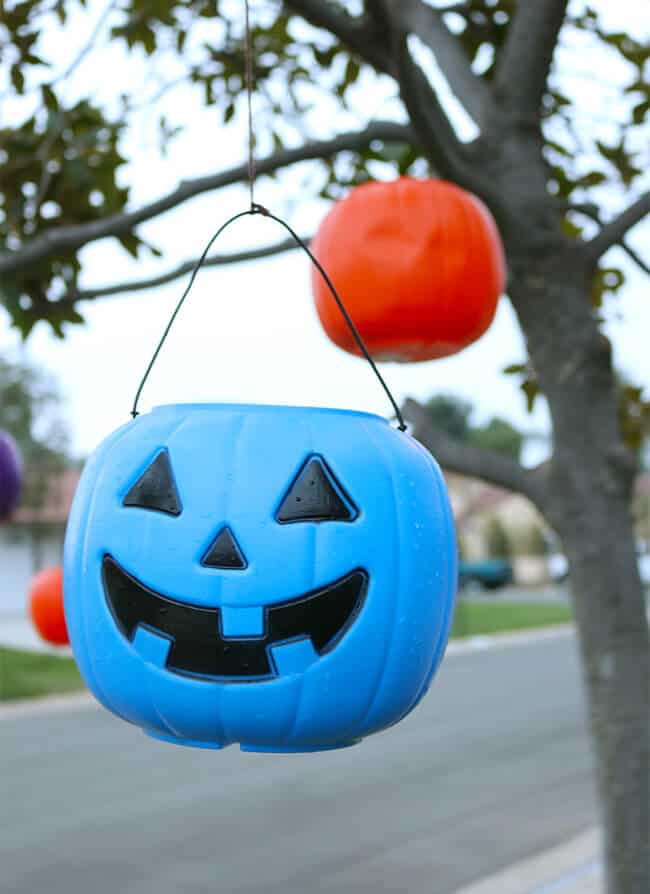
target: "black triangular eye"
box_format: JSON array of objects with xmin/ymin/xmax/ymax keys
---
[
  {"xmin": 123, "ymin": 450, "xmax": 182, "ymax": 516},
  {"xmin": 276, "ymin": 456, "xmax": 357, "ymax": 524},
  {"xmin": 201, "ymin": 526, "xmax": 247, "ymax": 569}
]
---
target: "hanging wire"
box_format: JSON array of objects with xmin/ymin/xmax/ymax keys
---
[
  {"xmin": 244, "ymin": 0, "xmax": 256, "ymax": 209},
  {"xmin": 131, "ymin": 207, "xmax": 407, "ymax": 430},
  {"xmin": 131, "ymin": 210, "xmax": 251, "ymax": 420},
  {"xmin": 130, "ymin": 0, "xmax": 407, "ymax": 432}
]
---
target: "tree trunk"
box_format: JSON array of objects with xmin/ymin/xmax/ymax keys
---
[
  {"xmin": 558, "ymin": 494, "xmax": 649, "ymax": 894},
  {"xmin": 510, "ymin": 251, "xmax": 650, "ymax": 894}
]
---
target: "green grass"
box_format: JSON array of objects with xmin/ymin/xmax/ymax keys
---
[
  {"xmin": 450, "ymin": 599, "xmax": 572, "ymax": 638},
  {"xmin": 0, "ymin": 646, "xmax": 84, "ymax": 702},
  {"xmin": 0, "ymin": 600, "xmax": 572, "ymax": 702}
]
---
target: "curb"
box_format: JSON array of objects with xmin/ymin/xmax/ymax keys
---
[
  {"xmin": 0, "ymin": 690, "xmax": 96, "ymax": 719},
  {"xmin": 445, "ymin": 624, "xmax": 574, "ymax": 657},
  {"xmin": 451, "ymin": 828, "xmax": 602, "ymax": 894}
]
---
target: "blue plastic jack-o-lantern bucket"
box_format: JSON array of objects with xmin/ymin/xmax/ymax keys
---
[
  {"xmin": 63, "ymin": 208, "xmax": 457, "ymax": 752},
  {"xmin": 64, "ymin": 404, "xmax": 456, "ymax": 751}
]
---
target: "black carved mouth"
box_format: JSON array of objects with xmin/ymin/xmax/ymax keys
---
[{"xmin": 102, "ymin": 556, "xmax": 368, "ymax": 681}]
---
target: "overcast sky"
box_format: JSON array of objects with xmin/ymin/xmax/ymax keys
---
[{"xmin": 1, "ymin": 0, "xmax": 648, "ymax": 461}]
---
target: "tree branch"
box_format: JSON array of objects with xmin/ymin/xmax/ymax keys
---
[
  {"xmin": 285, "ymin": 1, "xmax": 392, "ymax": 73},
  {"xmin": 393, "ymin": 33, "xmax": 495, "ymax": 199},
  {"xmin": 586, "ymin": 192, "xmax": 650, "ymax": 262},
  {"xmin": 397, "ymin": 0, "xmax": 495, "ymax": 129},
  {"xmin": 0, "ymin": 121, "xmax": 413, "ymax": 277},
  {"xmin": 570, "ymin": 202, "xmax": 650, "ymax": 273},
  {"xmin": 619, "ymin": 240, "xmax": 650, "ymax": 276},
  {"xmin": 403, "ymin": 398, "xmax": 547, "ymax": 506},
  {"xmin": 54, "ymin": 0, "xmax": 117, "ymax": 85},
  {"xmin": 288, "ymin": 0, "xmax": 496, "ymax": 135},
  {"xmin": 496, "ymin": 0, "xmax": 569, "ymax": 121},
  {"xmin": 64, "ymin": 236, "xmax": 304, "ymax": 304}
]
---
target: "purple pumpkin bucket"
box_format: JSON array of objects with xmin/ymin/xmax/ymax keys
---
[{"xmin": 0, "ymin": 431, "xmax": 23, "ymax": 520}]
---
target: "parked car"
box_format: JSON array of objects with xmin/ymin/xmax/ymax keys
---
[{"xmin": 458, "ymin": 559, "xmax": 513, "ymax": 591}]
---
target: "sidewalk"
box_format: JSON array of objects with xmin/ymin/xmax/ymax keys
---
[{"xmin": 453, "ymin": 828, "xmax": 602, "ymax": 894}]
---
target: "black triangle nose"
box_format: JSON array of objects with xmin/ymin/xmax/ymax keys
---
[{"xmin": 201, "ymin": 526, "xmax": 247, "ymax": 570}]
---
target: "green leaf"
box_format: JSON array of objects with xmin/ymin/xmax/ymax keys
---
[
  {"xmin": 313, "ymin": 46, "xmax": 338, "ymax": 68},
  {"xmin": 632, "ymin": 100, "xmax": 650, "ymax": 125},
  {"xmin": 591, "ymin": 266, "xmax": 626, "ymax": 307},
  {"xmin": 520, "ymin": 379, "xmax": 539, "ymax": 413},
  {"xmin": 23, "ymin": 53, "xmax": 48, "ymax": 67},
  {"xmin": 547, "ymin": 164, "xmax": 579, "ymax": 199},
  {"xmin": 117, "ymin": 232, "xmax": 143, "ymax": 259},
  {"xmin": 575, "ymin": 171, "xmax": 607, "ymax": 188},
  {"xmin": 544, "ymin": 138, "xmax": 572, "ymax": 158},
  {"xmin": 343, "ymin": 57, "xmax": 360, "ymax": 88},
  {"xmin": 47, "ymin": 303, "xmax": 85, "ymax": 339},
  {"xmin": 40, "ymin": 84, "xmax": 59, "ymax": 112},
  {"xmin": 618, "ymin": 385, "xmax": 650, "ymax": 453},
  {"xmin": 397, "ymin": 146, "xmax": 420, "ymax": 176},
  {"xmin": 595, "ymin": 137, "xmax": 643, "ymax": 186},
  {"xmin": 560, "ymin": 216, "xmax": 584, "ymax": 238},
  {"xmin": 10, "ymin": 64, "xmax": 26, "ymax": 94}
]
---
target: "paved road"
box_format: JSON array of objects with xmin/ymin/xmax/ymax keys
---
[{"xmin": 1, "ymin": 635, "xmax": 596, "ymax": 894}]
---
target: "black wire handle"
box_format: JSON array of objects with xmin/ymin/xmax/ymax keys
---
[
  {"xmin": 131, "ymin": 1, "xmax": 406, "ymax": 430},
  {"xmin": 130, "ymin": 204, "xmax": 407, "ymax": 431}
]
